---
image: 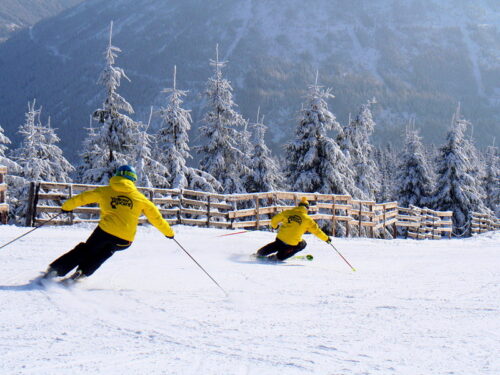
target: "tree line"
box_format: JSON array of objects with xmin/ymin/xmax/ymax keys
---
[{"xmin": 0, "ymin": 23, "xmax": 498, "ymax": 234}]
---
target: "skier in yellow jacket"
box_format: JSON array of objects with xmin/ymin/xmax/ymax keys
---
[
  {"xmin": 43, "ymin": 165, "xmax": 175, "ymax": 281},
  {"xmin": 256, "ymin": 197, "xmax": 331, "ymax": 261}
]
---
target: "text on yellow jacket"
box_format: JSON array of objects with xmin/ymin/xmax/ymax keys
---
[
  {"xmin": 271, "ymin": 205, "xmax": 329, "ymax": 245},
  {"xmin": 61, "ymin": 176, "xmax": 174, "ymax": 242}
]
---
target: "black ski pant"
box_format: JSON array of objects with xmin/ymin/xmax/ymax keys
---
[
  {"xmin": 257, "ymin": 238, "xmax": 307, "ymax": 260},
  {"xmin": 49, "ymin": 226, "xmax": 131, "ymax": 277}
]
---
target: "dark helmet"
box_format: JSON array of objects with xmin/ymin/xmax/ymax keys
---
[{"xmin": 115, "ymin": 165, "xmax": 138, "ymax": 182}]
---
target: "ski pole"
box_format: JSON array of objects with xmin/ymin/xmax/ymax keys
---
[
  {"xmin": 329, "ymin": 242, "xmax": 357, "ymax": 272},
  {"xmin": 0, "ymin": 212, "xmax": 64, "ymax": 251},
  {"xmin": 216, "ymin": 230, "xmax": 247, "ymax": 238},
  {"xmin": 172, "ymin": 238, "xmax": 228, "ymax": 296}
]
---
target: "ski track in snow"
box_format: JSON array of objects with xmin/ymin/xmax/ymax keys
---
[{"xmin": 0, "ymin": 224, "xmax": 499, "ymax": 375}]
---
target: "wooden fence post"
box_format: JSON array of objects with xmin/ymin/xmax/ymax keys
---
[
  {"xmin": 346, "ymin": 200, "xmax": 351, "ymax": 238},
  {"xmin": 393, "ymin": 206, "xmax": 398, "ymax": 239},
  {"xmin": 178, "ymin": 189, "xmax": 183, "ymax": 225},
  {"xmin": 332, "ymin": 199, "xmax": 336, "ymax": 238},
  {"xmin": 68, "ymin": 184, "xmax": 74, "ymax": 225},
  {"xmin": 25, "ymin": 182, "xmax": 36, "ymax": 227},
  {"xmin": 369, "ymin": 204, "xmax": 374, "ymax": 238},
  {"xmin": 382, "ymin": 204, "xmax": 387, "ymax": 239},
  {"xmin": 207, "ymin": 195, "xmax": 211, "ymax": 228},
  {"xmin": 358, "ymin": 202, "xmax": 362, "ymax": 237},
  {"xmin": 255, "ymin": 195, "xmax": 260, "ymax": 230}
]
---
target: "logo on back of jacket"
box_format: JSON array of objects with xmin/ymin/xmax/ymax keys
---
[
  {"xmin": 288, "ymin": 215, "xmax": 302, "ymax": 225},
  {"xmin": 111, "ymin": 195, "xmax": 133, "ymax": 209}
]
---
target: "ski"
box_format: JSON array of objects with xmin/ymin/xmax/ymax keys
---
[
  {"xmin": 251, "ymin": 254, "xmax": 314, "ymax": 262},
  {"xmin": 292, "ymin": 254, "xmax": 314, "ymax": 261},
  {"xmin": 31, "ymin": 272, "xmax": 82, "ymax": 288}
]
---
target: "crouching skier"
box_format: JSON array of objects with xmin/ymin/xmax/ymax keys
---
[
  {"xmin": 42, "ymin": 165, "xmax": 175, "ymax": 282},
  {"xmin": 255, "ymin": 197, "xmax": 331, "ymax": 261}
]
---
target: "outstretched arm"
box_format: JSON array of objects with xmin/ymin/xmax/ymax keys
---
[
  {"xmin": 307, "ymin": 220, "xmax": 329, "ymax": 242},
  {"xmin": 143, "ymin": 201, "xmax": 175, "ymax": 238},
  {"xmin": 61, "ymin": 189, "xmax": 101, "ymax": 211}
]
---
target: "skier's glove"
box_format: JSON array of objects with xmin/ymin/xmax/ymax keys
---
[
  {"xmin": 61, "ymin": 208, "xmax": 72, "ymax": 213},
  {"xmin": 166, "ymin": 235, "xmax": 175, "ymax": 240},
  {"xmin": 326, "ymin": 237, "xmax": 332, "ymax": 244}
]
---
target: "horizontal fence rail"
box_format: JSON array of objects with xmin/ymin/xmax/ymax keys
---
[
  {"xmin": 23, "ymin": 181, "xmax": 456, "ymax": 239},
  {"xmin": 471, "ymin": 212, "xmax": 500, "ymax": 234},
  {"xmin": 0, "ymin": 166, "xmax": 8, "ymax": 224}
]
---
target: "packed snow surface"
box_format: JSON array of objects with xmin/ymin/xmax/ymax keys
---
[{"xmin": 0, "ymin": 224, "xmax": 498, "ymax": 375}]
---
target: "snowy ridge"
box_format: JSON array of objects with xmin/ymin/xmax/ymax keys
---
[{"xmin": 0, "ymin": 224, "xmax": 498, "ymax": 374}]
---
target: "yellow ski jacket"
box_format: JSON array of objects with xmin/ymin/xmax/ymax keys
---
[
  {"xmin": 271, "ymin": 205, "xmax": 329, "ymax": 246},
  {"xmin": 61, "ymin": 176, "xmax": 174, "ymax": 241}
]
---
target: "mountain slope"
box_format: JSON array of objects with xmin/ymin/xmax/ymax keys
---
[
  {"xmin": 0, "ymin": 0, "xmax": 84, "ymax": 42},
  {"xmin": 0, "ymin": 0, "xmax": 499, "ymax": 162}
]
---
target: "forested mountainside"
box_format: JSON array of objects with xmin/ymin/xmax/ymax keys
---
[
  {"xmin": 0, "ymin": 0, "xmax": 499, "ymax": 161},
  {"xmin": 0, "ymin": 0, "xmax": 83, "ymax": 42}
]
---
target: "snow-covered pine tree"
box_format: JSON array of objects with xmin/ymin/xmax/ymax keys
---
[
  {"xmin": 246, "ymin": 109, "xmax": 284, "ymax": 193},
  {"xmin": 395, "ymin": 126, "xmax": 434, "ymax": 208},
  {"xmin": 338, "ymin": 99, "xmax": 381, "ymax": 199},
  {"xmin": 87, "ymin": 21, "xmax": 139, "ymax": 184},
  {"xmin": 430, "ymin": 107, "xmax": 488, "ymax": 235},
  {"xmin": 156, "ymin": 66, "xmax": 194, "ymax": 189},
  {"xmin": 76, "ymin": 117, "xmax": 105, "ymax": 183},
  {"xmin": 0, "ymin": 124, "xmax": 21, "ymax": 173},
  {"xmin": 11, "ymin": 101, "xmax": 73, "ymax": 222},
  {"xmin": 14, "ymin": 101, "xmax": 73, "ymax": 182},
  {"xmin": 133, "ymin": 108, "xmax": 169, "ymax": 188},
  {"xmin": 463, "ymin": 123, "xmax": 488, "ymax": 204},
  {"xmin": 0, "ymin": 124, "xmax": 10, "ymax": 163},
  {"xmin": 285, "ymin": 74, "xmax": 359, "ymax": 195},
  {"xmin": 0, "ymin": 124, "xmax": 23, "ymax": 222},
  {"xmin": 374, "ymin": 143, "xmax": 397, "ymax": 202},
  {"xmin": 155, "ymin": 66, "xmax": 220, "ymax": 192},
  {"xmin": 197, "ymin": 45, "xmax": 249, "ymax": 194},
  {"xmin": 484, "ymin": 145, "xmax": 499, "ymax": 217},
  {"xmin": 43, "ymin": 117, "xmax": 74, "ymax": 182}
]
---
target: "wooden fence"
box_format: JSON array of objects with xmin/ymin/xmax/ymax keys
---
[
  {"xmin": 0, "ymin": 166, "xmax": 8, "ymax": 224},
  {"xmin": 471, "ymin": 212, "xmax": 500, "ymax": 235},
  {"xmin": 397, "ymin": 206, "xmax": 453, "ymax": 239},
  {"xmin": 25, "ymin": 181, "xmax": 454, "ymax": 239}
]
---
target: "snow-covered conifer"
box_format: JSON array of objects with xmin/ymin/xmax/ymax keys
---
[
  {"xmin": 13, "ymin": 101, "xmax": 73, "ymax": 182},
  {"xmin": 156, "ymin": 66, "xmax": 194, "ymax": 189},
  {"xmin": 0, "ymin": 124, "xmax": 23, "ymax": 221},
  {"xmin": 197, "ymin": 45, "xmax": 249, "ymax": 194},
  {"xmin": 0, "ymin": 124, "xmax": 10, "ymax": 161},
  {"xmin": 10, "ymin": 101, "xmax": 73, "ymax": 223},
  {"xmin": 246, "ymin": 109, "xmax": 284, "ymax": 192},
  {"xmin": 0, "ymin": 124, "xmax": 21, "ymax": 173},
  {"xmin": 87, "ymin": 22, "xmax": 139, "ymax": 184},
  {"xmin": 133, "ymin": 109, "xmax": 170, "ymax": 188},
  {"xmin": 285, "ymin": 75, "xmax": 359, "ymax": 195},
  {"xmin": 339, "ymin": 99, "xmax": 380, "ymax": 199},
  {"xmin": 374, "ymin": 143, "xmax": 397, "ymax": 202},
  {"xmin": 430, "ymin": 107, "xmax": 488, "ymax": 234},
  {"xmin": 484, "ymin": 145, "xmax": 499, "ymax": 216},
  {"xmin": 395, "ymin": 127, "xmax": 434, "ymax": 208},
  {"xmin": 155, "ymin": 66, "xmax": 220, "ymax": 191},
  {"xmin": 463, "ymin": 125, "xmax": 488, "ymax": 203},
  {"xmin": 76, "ymin": 118, "xmax": 105, "ymax": 183}
]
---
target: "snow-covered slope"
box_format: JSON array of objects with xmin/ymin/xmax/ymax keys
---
[
  {"xmin": 0, "ymin": 224, "xmax": 498, "ymax": 374},
  {"xmin": 0, "ymin": 0, "xmax": 499, "ymax": 161}
]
